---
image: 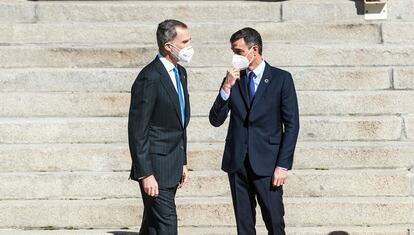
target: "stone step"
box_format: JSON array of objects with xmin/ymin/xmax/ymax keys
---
[
  {"xmin": 0, "ymin": 197, "xmax": 413, "ymax": 228},
  {"xmin": 0, "ymin": 116, "xmax": 405, "ymax": 144},
  {"xmin": 0, "ymin": 22, "xmax": 381, "ymax": 45},
  {"xmin": 1, "ymin": 141, "xmax": 413, "ymax": 173},
  {"xmin": 189, "ymin": 116, "xmax": 404, "ymax": 142},
  {"xmin": 0, "ymin": 92, "xmax": 129, "ymax": 117},
  {"xmin": 0, "ymin": 67, "xmax": 393, "ymax": 93},
  {"xmin": 0, "ymin": 1, "xmax": 36, "ymax": 24},
  {"xmin": 296, "ymin": 91, "xmax": 414, "ymax": 115},
  {"xmin": 1, "ymin": 91, "xmax": 414, "ymax": 117},
  {"xmin": 0, "ymin": 143, "xmax": 131, "ymax": 172},
  {"xmin": 408, "ymin": 116, "xmax": 414, "ymax": 140},
  {"xmin": 0, "ymin": 117, "xmax": 127, "ymax": 144},
  {"xmin": 389, "ymin": 0, "xmax": 414, "ymax": 21},
  {"xmin": 281, "ymin": 0, "xmax": 364, "ymax": 23},
  {"xmin": 383, "ymin": 22, "xmax": 414, "ymax": 44},
  {"xmin": 192, "ymin": 91, "xmax": 414, "ymax": 117},
  {"xmin": 0, "ymin": 169, "xmax": 410, "ymax": 200},
  {"xmin": 1, "ymin": 44, "xmax": 414, "ymax": 68},
  {"xmin": 0, "ymin": 226, "xmax": 411, "ymax": 235},
  {"xmin": 395, "ymin": 68, "xmax": 414, "ymax": 89},
  {"xmin": 0, "ymin": 1, "xmax": 281, "ymax": 24},
  {"xmin": 2, "ymin": 0, "xmax": 414, "ymax": 23},
  {"xmin": 283, "ymin": 0, "xmax": 414, "ymax": 22}
]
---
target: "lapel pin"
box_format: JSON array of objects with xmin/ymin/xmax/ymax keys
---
[{"xmin": 264, "ymin": 79, "xmax": 269, "ymax": 83}]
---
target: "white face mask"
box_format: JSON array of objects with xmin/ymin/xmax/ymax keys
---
[
  {"xmin": 232, "ymin": 48, "xmax": 253, "ymax": 69},
  {"xmin": 171, "ymin": 44, "xmax": 194, "ymax": 63}
]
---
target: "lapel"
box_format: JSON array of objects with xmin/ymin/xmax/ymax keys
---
[
  {"xmin": 153, "ymin": 57, "xmax": 182, "ymax": 126},
  {"xmin": 237, "ymin": 69, "xmax": 250, "ymax": 109},
  {"xmin": 178, "ymin": 65, "xmax": 190, "ymax": 128},
  {"xmin": 250, "ymin": 62, "xmax": 272, "ymax": 111}
]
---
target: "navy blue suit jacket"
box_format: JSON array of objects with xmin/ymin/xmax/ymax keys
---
[{"xmin": 209, "ymin": 62, "xmax": 299, "ymax": 176}]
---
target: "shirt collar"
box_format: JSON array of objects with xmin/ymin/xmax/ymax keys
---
[
  {"xmin": 247, "ymin": 59, "xmax": 266, "ymax": 78},
  {"xmin": 157, "ymin": 53, "xmax": 176, "ymax": 72}
]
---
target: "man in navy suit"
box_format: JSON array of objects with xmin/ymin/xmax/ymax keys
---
[{"xmin": 209, "ymin": 27, "xmax": 300, "ymax": 235}]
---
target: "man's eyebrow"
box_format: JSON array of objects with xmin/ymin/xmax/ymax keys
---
[{"xmin": 182, "ymin": 38, "xmax": 191, "ymax": 43}]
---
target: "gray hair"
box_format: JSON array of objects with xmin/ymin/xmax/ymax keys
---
[{"xmin": 156, "ymin": 19, "xmax": 187, "ymax": 56}]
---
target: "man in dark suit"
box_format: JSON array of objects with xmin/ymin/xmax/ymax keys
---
[
  {"xmin": 209, "ymin": 28, "xmax": 300, "ymax": 235},
  {"xmin": 128, "ymin": 19, "xmax": 192, "ymax": 235}
]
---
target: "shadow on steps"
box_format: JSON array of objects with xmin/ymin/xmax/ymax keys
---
[{"xmin": 108, "ymin": 232, "xmax": 139, "ymax": 235}]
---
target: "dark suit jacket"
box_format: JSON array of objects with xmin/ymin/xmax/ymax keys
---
[
  {"xmin": 209, "ymin": 62, "xmax": 299, "ymax": 176},
  {"xmin": 128, "ymin": 56, "xmax": 190, "ymax": 188}
]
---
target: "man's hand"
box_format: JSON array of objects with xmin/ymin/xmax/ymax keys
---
[
  {"xmin": 272, "ymin": 167, "xmax": 288, "ymax": 187},
  {"xmin": 178, "ymin": 165, "xmax": 189, "ymax": 189},
  {"xmin": 142, "ymin": 175, "xmax": 159, "ymax": 197},
  {"xmin": 222, "ymin": 68, "xmax": 240, "ymax": 93}
]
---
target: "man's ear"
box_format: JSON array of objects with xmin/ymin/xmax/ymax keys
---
[
  {"xmin": 253, "ymin": 46, "xmax": 259, "ymax": 55},
  {"xmin": 164, "ymin": 43, "xmax": 173, "ymax": 53}
]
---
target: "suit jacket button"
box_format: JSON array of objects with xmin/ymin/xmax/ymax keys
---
[{"xmin": 180, "ymin": 145, "xmax": 184, "ymax": 150}]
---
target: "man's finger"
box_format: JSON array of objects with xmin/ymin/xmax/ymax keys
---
[
  {"xmin": 147, "ymin": 186, "xmax": 152, "ymax": 195},
  {"xmin": 180, "ymin": 176, "xmax": 188, "ymax": 188},
  {"xmin": 276, "ymin": 177, "xmax": 284, "ymax": 187},
  {"xmin": 276, "ymin": 178, "xmax": 281, "ymax": 187},
  {"xmin": 272, "ymin": 176, "xmax": 278, "ymax": 186}
]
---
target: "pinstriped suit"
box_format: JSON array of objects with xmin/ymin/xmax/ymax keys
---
[{"xmin": 128, "ymin": 56, "xmax": 190, "ymax": 234}]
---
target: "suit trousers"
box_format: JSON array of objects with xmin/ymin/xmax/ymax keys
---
[
  {"xmin": 228, "ymin": 157, "xmax": 286, "ymax": 235},
  {"xmin": 139, "ymin": 183, "xmax": 178, "ymax": 235}
]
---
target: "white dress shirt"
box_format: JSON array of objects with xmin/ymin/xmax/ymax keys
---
[{"xmin": 158, "ymin": 54, "xmax": 184, "ymax": 95}]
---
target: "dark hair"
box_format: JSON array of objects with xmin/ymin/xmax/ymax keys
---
[
  {"xmin": 230, "ymin": 27, "xmax": 263, "ymax": 55},
  {"xmin": 328, "ymin": 232, "xmax": 350, "ymax": 235},
  {"xmin": 156, "ymin": 19, "xmax": 188, "ymax": 55}
]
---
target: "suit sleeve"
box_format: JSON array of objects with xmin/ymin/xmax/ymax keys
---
[
  {"xmin": 209, "ymin": 77, "xmax": 230, "ymax": 127},
  {"xmin": 183, "ymin": 68, "xmax": 190, "ymax": 166},
  {"xmin": 276, "ymin": 73, "xmax": 300, "ymax": 170},
  {"xmin": 183, "ymin": 129, "xmax": 188, "ymax": 165},
  {"xmin": 128, "ymin": 73, "xmax": 157, "ymax": 178}
]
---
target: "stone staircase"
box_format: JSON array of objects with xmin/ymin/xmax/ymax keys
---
[{"xmin": 0, "ymin": 0, "xmax": 414, "ymax": 234}]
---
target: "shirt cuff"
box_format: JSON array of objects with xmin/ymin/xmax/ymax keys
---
[
  {"xmin": 138, "ymin": 175, "xmax": 150, "ymax": 180},
  {"xmin": 276, "ymin": 166, "xmax": 288, "ymax": 171},
  {"xmin": 220, "ymin": 88, "xmax": 230, "ymax": 101}
]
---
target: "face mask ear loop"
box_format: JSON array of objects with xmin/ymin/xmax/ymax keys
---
[
  {"xmin": 169, "ymin": 43, "xmax": 179, "ymax": 53},
  {"xmin": 167, "ymin": 42, "xmax": 181, "ymax": 61},
  {"xmin": 246, "ymin": 46, "xmax": 255, "ymax": 67}
]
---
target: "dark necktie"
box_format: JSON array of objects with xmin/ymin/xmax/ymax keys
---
[{"xmin": 248, "ymin": 71, "xmax": 256, "ymax": 100}]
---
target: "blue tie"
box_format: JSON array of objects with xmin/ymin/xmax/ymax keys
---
[
  {"xmin": 248, "ymin": 71, "xmax": 256, "ymax": 100},
  {"xmin": 173, "ymin": 67, "xmax": 185, "ymax": 127}
]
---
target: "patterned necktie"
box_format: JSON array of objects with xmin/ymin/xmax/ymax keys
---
[
  {"xmin": 248, "ymin": 71, "xmax": 256, "ymax": 100},
  {"xmin": 172, "ymin": 67, "xmax": 185, "ymax": 127}
]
